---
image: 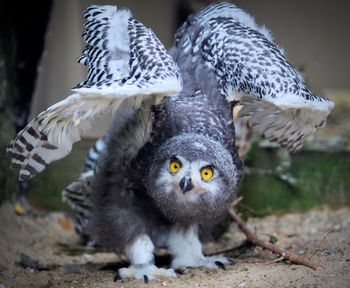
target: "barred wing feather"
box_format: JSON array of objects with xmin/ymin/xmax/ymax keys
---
[
  {"xmin": 7, "ymin": 5, "xmax": 182, "ymax": 181},
  {"xmin": 172, "ymin": 3, "xmax": 334, "ymax": 151}
]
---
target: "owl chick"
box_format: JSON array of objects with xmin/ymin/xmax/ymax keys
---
[
  {"xmin": 8, "ymin": 2, "xmax": 334, "ymax": 283},
  {"xmin": 86, "ymin": 91, "xmax": 243, "ymax": 281}
]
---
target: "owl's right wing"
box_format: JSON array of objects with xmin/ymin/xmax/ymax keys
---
[
  {"xmin": 7, "ymin": 5, "xmax": 182, "ymax": 181},
  {"xmin": 171, "ymin": 3, "xmax": 334, "ymax": 152}
]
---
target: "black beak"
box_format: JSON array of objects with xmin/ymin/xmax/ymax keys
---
[{"xmin": 179, "ymin": 176, "xmax": 193, "ymax": 193}]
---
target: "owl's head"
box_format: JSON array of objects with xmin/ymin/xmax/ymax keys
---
[{"xmin": 146, "ymin": 134, "xmax": 243, "ymax": 224}]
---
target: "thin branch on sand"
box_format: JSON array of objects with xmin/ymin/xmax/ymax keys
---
[{"xmin": 229, "ymin": 198, "xmax": 319, "ymax": 271}]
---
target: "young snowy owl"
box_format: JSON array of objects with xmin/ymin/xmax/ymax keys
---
[{"xmin": 7, "ymin": 3, "xmax": 334, "ymax": 282}]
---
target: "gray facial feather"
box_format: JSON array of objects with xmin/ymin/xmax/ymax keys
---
[{"xmin": 146, "ymin": 133, "xmax": 242, "ymax": 224}]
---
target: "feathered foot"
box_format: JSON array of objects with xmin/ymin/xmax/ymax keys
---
[
  {"xmin": 171, "ymin": 254, "xmax": 230, "ymax": 270},
  {"xmin": 115, "ymin": 264, "xmax": 176, "ymax": 283}
]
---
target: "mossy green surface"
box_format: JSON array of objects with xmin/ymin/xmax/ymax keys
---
[
  {"xmin": 27, "ymin": 140, "xmax": 96, "ymax": 211},
  {"xmin": 239, "ymin": 147, "xmax": 350, "ymax": 216}
]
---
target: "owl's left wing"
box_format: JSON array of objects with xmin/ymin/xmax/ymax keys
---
[
  {"xmin": 171, "ymin": 3, "xmax": 334, "ymax": 152},
  {"xmin": 7, "ymin": 5, "xmax": 182, "ymax": 181}
]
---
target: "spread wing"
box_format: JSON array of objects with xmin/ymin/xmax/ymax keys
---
[
  {"xmin": 7, "ymin": 5, "xmax": 182, "ymax": 181},
  {"xmin": 171, "ymin": 3, "xmax": 334, "ymax": 151}
]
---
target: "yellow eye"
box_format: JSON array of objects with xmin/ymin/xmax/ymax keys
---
[
  {"xmin": 200, "ymin": 166, "xmax": 214, "ymax": 182},
  {"xmin": 169, "ymin": 159, "xmax": 182, "ymax": 173}
]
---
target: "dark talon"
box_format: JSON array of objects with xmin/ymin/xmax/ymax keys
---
[
  {"xmin": 215, "ymin": 261, "xmax": 226, "ymax": 270},
  {"xmin": 175, "ymin": 269, "xmax": 185, "ymax": 275},
  {"xmin": 229, "ymin": 258, "xmax": 236, "ymax": 265},
  {"xmin": 113, "ymin": 272, "xmax": 121, "ymax": 282},
  {"xmin": 143, "ymin": 275, "xmax": 149, "ymax": 283}
]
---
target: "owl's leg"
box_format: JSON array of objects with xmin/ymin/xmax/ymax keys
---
[
  {"xmin": 117, "ymin": 234, "xmax": 176, "ymax": 282},
  {"xmin": 168, "ymin": 226, "xmax": 229, "ymax": 269}
]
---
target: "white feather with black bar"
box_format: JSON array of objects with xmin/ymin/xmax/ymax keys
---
[
  {"xmin": 7, "ymin": 5, "xmax": 182, "ymax": 181},
  {"xmin": 171, "ymin": 2, "xmax": 334, "ymax": 152}
]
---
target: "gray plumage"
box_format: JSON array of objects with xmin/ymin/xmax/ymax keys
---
[
  {"xmin": 89, "ymin": 91, "xmax": 242, "ymax": 252},
  {"xmin": 82, "ymin": 137, "xmax": 106, "ymax": 173}
]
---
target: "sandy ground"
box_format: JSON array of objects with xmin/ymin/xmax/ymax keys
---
[{"xmin": 0, "ymin": 203, "xmax": 349, "ymax": 288}]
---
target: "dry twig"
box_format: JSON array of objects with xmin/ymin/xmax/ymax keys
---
[
  {"xmin": 228, "ymin": 198, "xmax": 319, "ymax": 271},
  {"xmin": 309, "ymin": 229, "xmax": 334, "ymax": 260}
]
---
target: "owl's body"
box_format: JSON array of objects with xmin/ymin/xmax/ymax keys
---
[{"xmin": 88, "ymin": 89, "xmax": 242, "ymax": 278}]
